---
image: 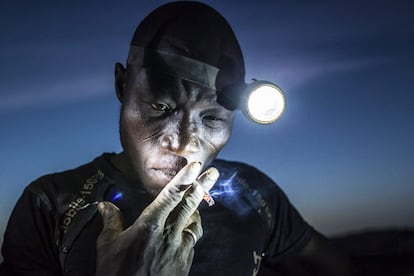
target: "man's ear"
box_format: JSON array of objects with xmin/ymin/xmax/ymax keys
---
[{"xmin": 115, "ymin": 62, "xmax": 126, "ymax": 103}]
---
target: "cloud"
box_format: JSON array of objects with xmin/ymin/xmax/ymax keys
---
[
  {"xmin": 0, "ymin": 74, "xmax": 113, "ymax": 111},
  {"xmin": 263, "ymin": 55, "xmax": 392, "ymax": 91},
  {"xmin": 0, "ymin": 51, "xmax": 392, "ymax": 113}
]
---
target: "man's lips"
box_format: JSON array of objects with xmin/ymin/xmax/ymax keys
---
[
  {"xmin": 149, "ymin": 168, "xmax": 179, "ymax": 184},
  {"xmin": 153, "ymin": 168, "xmax": 178, "ymax": 177},
  {"xmin": 150, "ymin": 166, "xmax": 184, "ymax": 181},
  {"xmin": 149, "ymin": 157, "xmax": 188, "ymax": 182}
]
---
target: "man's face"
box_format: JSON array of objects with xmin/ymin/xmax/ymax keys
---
[{"xmin": 119, "ymin": 66, "xmax": 234, "ymax": 194}]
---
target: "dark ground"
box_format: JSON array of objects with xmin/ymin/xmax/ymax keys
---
[
  {"xmin": 331, "ymin": 228, "xmax": 414, "ymax": 275},
  {"xmin": 273, "ymin": 228, "xmax": 414, "ymax": 275}
]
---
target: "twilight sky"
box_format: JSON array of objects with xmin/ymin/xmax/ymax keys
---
[{"xmin": 1, "ymin": 0, "xmax": 413, "ymax": 253}]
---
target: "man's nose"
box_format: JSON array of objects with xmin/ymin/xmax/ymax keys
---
[{"xmin": 160, "ymin": 123, "xmax": 200, "ymax": 154}]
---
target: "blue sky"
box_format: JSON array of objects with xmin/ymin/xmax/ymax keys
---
[{"xmin": 1, "ymin": 0, "xmax": 413, "ymax": 252}]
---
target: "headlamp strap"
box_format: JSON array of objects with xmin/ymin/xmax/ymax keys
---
[{"xmin": 127, "ymin": 45, "xmax": 219, "ymax": 90}]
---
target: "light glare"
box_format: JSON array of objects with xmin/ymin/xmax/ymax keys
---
[{"xmin": 247, "ymin": 85, "xmax": 285, "ymax": 124}]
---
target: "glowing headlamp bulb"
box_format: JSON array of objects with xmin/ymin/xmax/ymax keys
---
[{"xmin": 245, "ymin": 83, "xmax": 285, "ymax": 124}]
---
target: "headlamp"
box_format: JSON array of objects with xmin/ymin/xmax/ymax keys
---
[
  {"xmin": 243, "ymin": 81, "xmax": 285, "ymax": 124},
  {"xmin": 218, "ymin": 80, "xmax": 286, "ymax": 124}
]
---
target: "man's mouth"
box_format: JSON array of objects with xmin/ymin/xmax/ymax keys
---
[
  {"xmin": 150, "ymin": 157, "xmax": 188, "ymax": 183},
  {"xmin": 152, "ymin": 168, "xmax": 178, "ymax": 180}
]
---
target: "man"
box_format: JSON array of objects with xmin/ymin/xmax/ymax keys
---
[{"xmin": 1, "ymin": 2, "xmax": 352, "ymax": 275}]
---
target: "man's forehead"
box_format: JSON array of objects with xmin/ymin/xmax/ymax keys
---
[{"xmin": 130, "ymin": 67, "xmax": 218, "ymax": 105}]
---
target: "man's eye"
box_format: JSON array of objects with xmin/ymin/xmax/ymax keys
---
[
  {"xmin": 205, "ymin": 116, "xmax": 222, "ymax": 121},
  {"xmin": 203, "ymin": 115, "xmax": 226, "ymax": 128},
  {"xmin": 204, "ymin": 115, "xmax": 226, "ymax": 124},
  {"xmin": 151, "ymin": 103, "xmax": 170, "ymax": 112}
]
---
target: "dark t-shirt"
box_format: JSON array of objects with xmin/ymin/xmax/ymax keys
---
[{"xmin": 1, "ymin": 153, "xmax": 314, "ymax": 276}]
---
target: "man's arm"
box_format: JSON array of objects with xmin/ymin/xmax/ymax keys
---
[
  {"xmin": 298, "ymin": 231, "xmax": 354, "ymax": 276},
  {"xmin": 1, "ymin": 185, "xmax": 62, "ymax": 275}
]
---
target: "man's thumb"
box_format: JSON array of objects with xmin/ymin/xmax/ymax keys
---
[{"xmin": 98, "ymin": 201, "xmax": 124, "ymax": 233}]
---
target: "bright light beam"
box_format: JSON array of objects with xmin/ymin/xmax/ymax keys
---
[{"xmin": 246, "ymin": 84, "xmax": 285, "ymax": 124}]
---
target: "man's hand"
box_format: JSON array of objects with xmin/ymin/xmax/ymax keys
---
[{"xmin": 95, "ymin": 162, "xmax": 218, "ymax": 276}]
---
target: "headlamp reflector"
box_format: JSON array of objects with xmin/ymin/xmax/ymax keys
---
[{"xmin": 246, "ymin": 82, "xmax": 285, "ymax": 124}]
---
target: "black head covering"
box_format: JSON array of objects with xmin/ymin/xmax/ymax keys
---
[{"xmin": 129, "ymin": 1, "xmax": 245, "ymax": 90}]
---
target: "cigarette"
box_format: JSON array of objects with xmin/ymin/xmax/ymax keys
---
[{"xmin": 203, "ymin": 192, "xmax": 215, "ymax": 207}]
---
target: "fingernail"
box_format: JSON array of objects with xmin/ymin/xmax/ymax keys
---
[
  {"xmin": 190, "ymin": 161, "xmax": 202, "ymax": 170},
  {"xmin": 98, "ymin": 202, "xmax": 106, "ymax": 213},
  {"xmin": 206, "ymin": 167, "xmax": 219, "ymax": 182},
  {"xmin": 98, "ymin": 202, "xmax": 120, "ymax": 217}
]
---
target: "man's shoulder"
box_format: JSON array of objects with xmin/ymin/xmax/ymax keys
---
[
  {"xmin": 212, "ymin": 158, "xmax": 261, "ymax": 173},
  {"xmin": 24, "ymin": 153, "xmax": 115, "ymax": 208}
]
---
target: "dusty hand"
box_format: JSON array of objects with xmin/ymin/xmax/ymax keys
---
[{"xmin": 95, "ymin": 162, "xmax": 218, "ymax": 276}]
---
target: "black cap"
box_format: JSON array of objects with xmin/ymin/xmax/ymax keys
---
[{"xmin": 128, "ymin": 1, "xmax": 245, "ymax": 91}]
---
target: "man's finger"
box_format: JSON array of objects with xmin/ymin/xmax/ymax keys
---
[
  {"xmin": 181, "ymin": 211, "xmax": 203, "ymax": 249},
  {"xmin": 97, "ymin": 201, "xmax": 124, "ymax": 240},
  {"xmin": 139, "ymin": 162, "xmax": 202, "ymax": 224},
  {"xmin": 197, "ymin": 167, "xmax": 219, "ymax": 192},
  {"xmin": 173, "ymin": 167, "xmax": 219, "ymax": 232}
]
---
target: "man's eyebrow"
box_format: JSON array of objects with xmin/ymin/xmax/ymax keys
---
[
  {"xmin": 202, "ymin": 105, "xmax": 232, "ymax": 115},
  {"xmin": 139, "ymin": 93, "xmax": 175, "ymax": 103}
]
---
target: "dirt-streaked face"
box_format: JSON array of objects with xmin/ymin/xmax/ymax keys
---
[{"xmin": 118, "ymin": 66, "xmax": 234, "ymax": 195}]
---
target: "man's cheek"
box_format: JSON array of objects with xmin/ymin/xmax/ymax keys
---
[{"xmin": 207, "ymin": 129, "xmax": 231, "ymax": 149}]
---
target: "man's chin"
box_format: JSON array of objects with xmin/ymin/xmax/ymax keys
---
[{"xmin": 142, "ymin": 172, "xmax": 172, "ymax": 195}]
